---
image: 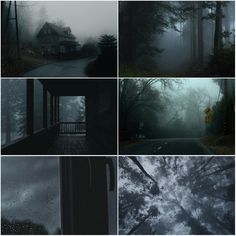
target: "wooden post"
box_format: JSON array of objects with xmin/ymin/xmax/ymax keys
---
[
  {"xmin": 54, "ymin": 96, "xmax": 57, "ymax": 123},
  {"xmin": 57, "ymin": 96, "xmax": 60, "ymax": 122},
  {"xmin": 50, "ymin": 95, "xmax": 54, "ymax": 125},
  {"xmin": 27, "ymin": 79, "xmax": 34, "ymax": 135},
  {"xmin": 43, "ymin": 87, "xmax": 47, "ymax": 129}
]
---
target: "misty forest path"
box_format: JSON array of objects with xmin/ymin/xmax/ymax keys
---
[
  {"xmin": 120, "ymin": 138, "xmax": 214, "ymax": 155},
  {"xmin": 23, "ymin": 57, "xmax": 95, "ymax": 77}
]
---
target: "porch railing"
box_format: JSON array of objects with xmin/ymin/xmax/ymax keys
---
[{"xmin": 59, "ymin": 122, "xmax": 86, "ymax": 134}]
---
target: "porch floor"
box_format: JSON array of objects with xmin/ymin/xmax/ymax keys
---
[{"xmin": 47, "ymin": 135, "xmax": 89, "ymax": 155}]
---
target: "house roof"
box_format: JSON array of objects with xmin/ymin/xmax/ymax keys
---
[{"xmin": 37, "ymin": 22, "xmax": 76, "ymax": 40}]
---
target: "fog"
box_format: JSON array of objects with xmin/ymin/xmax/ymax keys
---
[
  {"xmin": 154, "ymin": 79, "xmax": 222, "ymax": 137},
  {"xmin": 17, "ymin": 1, "xmax": 117, "ymax": 42},
  {"xmin": 120, "ymin": 78, "xmax": 234, "ymax": 141},
  {"xmin": 119, "ymin": 1, "xmax": 235, "ymax": 77},
  {"xmin": 60, "ymin": 96, "xmax": 85, "ymax": 122}
]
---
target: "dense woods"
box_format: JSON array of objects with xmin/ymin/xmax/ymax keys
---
[
  {"xmin": 119, "ymin": 156, "xmax": 235, "ymax": 234},
  {"xmin": 120, "ymin": 79, "xmax": 234, "ymax": 142},
  {"xmin": 119, "ymin": 1, "xmax": 235, "ymax": 76}
]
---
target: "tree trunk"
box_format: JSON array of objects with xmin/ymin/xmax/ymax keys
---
[
  {"xmin": 191, "ymin": 2, "xmax": 198, "ymax": 67},
  {"xmin": 214, "ymin": 1, "xmax": 223, "ymax": 56},
  {"xmin": 176, "ymin": 201, "xmax": 211, "ymax": 234},
  {"xmin": 127, "ymin": 2, "xmax": 136, "ymax": 66},
  {"xmin": 127, "ymin": 213, "xmax": 151, "ymax": 234},
  {"xmin": 197, "ymin": 2, "xmax": 204, "ymax": 67},
  {"xmin": 223, "ymin": 4, "xmax": 231, "ymax": 45},
  {"xmin": 129, "ymin": 156, "xmax": 158, "ymax": 186}
]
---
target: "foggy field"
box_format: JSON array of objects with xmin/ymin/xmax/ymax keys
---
[
  {"xmin": 119, "ymin": 156, "xmax": 235, "ymax": 235},
  {"xmin": 120, "ymin": 78, "xmax": 235, "ymax": 155},
  {"xmin": 119, "ymin": 1, "xmax": 235, "ymax": 77}
]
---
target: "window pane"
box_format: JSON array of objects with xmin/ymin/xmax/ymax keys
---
[
  {"xmin": 1, "ymin": 156, "xmax": 61, "ymax": 234},
  {"xmin": 34, "ymin": 80, "xmax": 43, "ymax": 132},
  {"xmin": 1, "ymin": 79, "xmax": 26, "ymax": 145}
]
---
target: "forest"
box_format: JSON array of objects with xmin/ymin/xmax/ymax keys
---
[
  {"xmin": 119, "ymin": 156, "xmax": 235, "ymax": 235},
  {"xmin": 120, "ymin": 78, "xmax": 235, "ymax": 154},
  {"xmin": 119, "ymin": 1, "xmax": 235, "ymax": 76},
  {"xmin": 1, "ymin": 1, "xmax": 117, "ymax": 76}
]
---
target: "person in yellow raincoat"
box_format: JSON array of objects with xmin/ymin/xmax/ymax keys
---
[{"xmin": 204, "ymin": 107, "xmax": 213, "ymax": 134}]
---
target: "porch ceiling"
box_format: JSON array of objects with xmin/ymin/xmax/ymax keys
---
[{"xmin": 39, "ymin": 79, "xmax": 113, "ymax": 96}]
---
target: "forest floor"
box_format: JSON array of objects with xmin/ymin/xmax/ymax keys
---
[
  {"xmin": 119, "ymin": 65, "xmax": 218, "ymax": 77},
  {"xmin": 1, "ymin": 54, "xmax": 51, "ymax": 77},
  {"xmin": 201, "ymin": 134, "xmax": 235, "ymax": 155}
]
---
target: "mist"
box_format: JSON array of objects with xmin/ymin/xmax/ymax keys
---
[
  {"xmin": 2, "ymin": 1, "xmax": 117, "ymax": 76},
  {"xmin": 120, "ymin": 78, "xmax": 235, "ymax": 155},
  {"xmin": 17, "ymin": 1, "xmax": 117, "ymax": 42},
  {"xmin": 119, "ymin": 1, "xmax": 235, "ymax": 77}
]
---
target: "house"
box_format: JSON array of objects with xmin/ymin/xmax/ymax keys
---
[{"xmin": 36, "ymin": 22, "xmax": 79, "ymax": 56}]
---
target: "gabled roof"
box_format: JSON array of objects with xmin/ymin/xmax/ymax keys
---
[{"xmin": 37, "ymin": 22, "xmax": 76, "ymax": 40}]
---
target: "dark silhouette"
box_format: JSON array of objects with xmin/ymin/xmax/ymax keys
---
[
  {"xmin": 86, "ymin": 34, "xmax": 117, "ymax": 76},
  {"xmin": 1, "ymin": 218, "xmax": 48, "ymax": 235}
]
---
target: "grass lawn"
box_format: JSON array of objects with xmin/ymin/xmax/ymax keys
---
[
  {"xmin": 201, "ymin": 133, "xmax": 235, "ymax": 155},
  {"xmin": 1, "ymin": 55, "xmax": 51, "ymax": 77}
]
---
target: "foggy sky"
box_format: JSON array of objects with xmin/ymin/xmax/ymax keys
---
[
  {"xmin": 1, "ymin": 157, "xmax": 60, "ymax": 234},
  {"xmin": 158, "ymin": 78, "xmax": 222, "ymax": 104},
  {"xmin": 21, "ymin": 1, "xmax": 117, "ymax": 42}
]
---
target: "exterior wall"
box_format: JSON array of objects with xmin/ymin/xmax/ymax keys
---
[{"xmin": 37, "ymin": 24, "xmax": 77, "ymax": 56}]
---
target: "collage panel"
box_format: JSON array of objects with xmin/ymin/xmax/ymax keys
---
[
  {"xmin": 1, "ymin": 0, "xmax": 235, "ymax": 235},
  {"xmin": 1, "ymin": 78, "xmax": 117, "ymax": 155},
  {"xmin": 2, "ymin": 1, "xmax": 117, "ymax": 77},
  {"xmin": 119, "ymin": 1, "xmax": 235, "ymax": 77},
  {"xmin": 119, "ymin": 155, "xmax": 235, "ymax": 235},
  {"xmin": 120, "ymin": 78, "xmax": 235, "ymax": 155},
  {"xmin": 1, "ymin": 156, "xmax": 117, "ymax": 235}
]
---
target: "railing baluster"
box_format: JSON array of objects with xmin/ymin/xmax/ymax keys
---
[{"xmin": 59, "ymin": 122, "xmax": 86, "ymax": 134}]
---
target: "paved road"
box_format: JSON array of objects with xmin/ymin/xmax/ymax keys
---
[
  {"xmin": 120, "ymin": 138, "xmax": 214, "ymax": 155},
  {"xmin": 23, "ymin": 58, "xmax": 95, "ymax": 77}
]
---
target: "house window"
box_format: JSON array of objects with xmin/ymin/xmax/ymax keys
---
[
  {"xmin": 1, "ymin": 156, "xmax": 61, "ymax": 234},
  {"xmin": 60, "ymin": 45, "xmax": 66, "ymax": 54},
  {"xmin": 1, "ymin": 79, "xmax": 27, "ymax": 145}
]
